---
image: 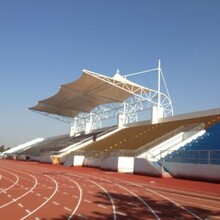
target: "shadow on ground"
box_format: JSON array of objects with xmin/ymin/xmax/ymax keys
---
[{"xmin": 42, "ymin": 190, "xmax": 220, "ymax": 220}]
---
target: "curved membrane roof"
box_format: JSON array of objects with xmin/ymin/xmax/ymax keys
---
[{"xmin": 29, "ymin": 69, "xmax": 151, "ymax": 118}]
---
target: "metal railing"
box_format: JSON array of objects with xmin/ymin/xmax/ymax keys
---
[
  {"xmin": 136, "ymin": 123, "xmax": 204, "ymax": 157},
  {"xmin": 62, "ymin": 123, "xmax": 205, "ymax": 161},
  {"xmin": 101, "ymin": 123, "xmax": 204, "ymax": 158},
  {"xmin": 162, "ymin": 150, "xmax": 220, "ymax": 165}
]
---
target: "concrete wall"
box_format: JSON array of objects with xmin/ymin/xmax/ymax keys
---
[
  {"xmin": 118, "ymin": 157, "xmax": 134, "ymax": 173},
  {"xmin": 29, "ymin": 155, "xmax": 41, "ymax": 161},
  {"xmin": 105, "ymin": 157, "xmax": 162, "ymax": 175},
  {"xmin": 64, "ymin": 156, "xmax": 74, "ymax": 166},
  {"xmin": 164, "ymin": 162, "xmax": 220, "ymax": 182},
  {"xmin": 101, "ymin": 156, "xmax": 118, "ymax": 171},
  {"xmin": 134, "ymin": 158, "xmax": 162, "ymax": 177},
  {"xmin": 82, "ymin": 156, "xmax": 162, "ymax": 176},
  {"xmin": 83, "ymin": 158, "xmax": 102, "ymax": 168},
  {"xmin": 73, "ymin": 155, "xmax": 85, "ymax": 166},
  {"xmin": 38, "ymin": 155, "xmax": 52, "ymax": 163},
  {"xmin": 83, "ymin": 156, "xmax": 135, "ymax": 173},
  {"xmin": 160, "ymin": 107, "xmax": 220, "ymax": 124}
]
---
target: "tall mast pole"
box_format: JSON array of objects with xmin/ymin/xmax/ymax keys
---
[{"xmin": 158, "ymin": 59, "xmax": 161, "ymax": 108}]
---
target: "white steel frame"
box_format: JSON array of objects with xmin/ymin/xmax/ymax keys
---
[{"xmin": 31, "ymin": 60, "xmax": 173, "ymax": 133}]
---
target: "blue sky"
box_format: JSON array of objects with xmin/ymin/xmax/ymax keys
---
[{"xmin": 1, "ymin": 0, "xmax": 220, "ymax": 148}]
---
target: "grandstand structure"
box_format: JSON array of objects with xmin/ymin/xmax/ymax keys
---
[
  {"xmin": 1, "ymin": 61, "xmax": 220, "ymax": 182},
  {"xmin": 29, "ymin": 60, "xmax": 173, "ymax": 133}
]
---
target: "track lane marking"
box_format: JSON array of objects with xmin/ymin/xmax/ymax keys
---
[
  {"xmin": 78, "ymin": 214, "xmax": 88, "ymax": 219},
  {"xmin": 145, "ymin": 187, "xmax": 203, "ymax": 220},
  {"xmin": 20, "ymin": 174, "xmax": 58, "ymax": 220},
  {"xmin": 0, "ymin": 171, "xmax": 38, "ymax": 209},
  {"xmin": 1, "ymin": 161, "xmax": 213, "ymax": 220},
  {"xmin": 89, "ymin": 180, "xmax": 116, "ymax": 220},
  {"xmin": 97, "ymin": 204, "xmax": 107, "ymax": 209},
  {"xmin": 78, "ymin": 172, "xmax": 206, "ymax": 220},
  {"xmin": 53, "ymin": 201, "xmax": 60, "ymax": 206},
  {"xmin": 116, "ymin": 183, "xmax": 161, "ymax": 220},
  {"xmin": 18, "ymin": 203, "xmax": 24, "ymax": 208},
  {"xmin": 64, "ymin": 207, "xmax": 72, "ymax": 212},
  {"xmin": 116, "ymin": 211, "xmax": 127, "ymax": 216},
  {"xmin": 0, "ymin": 168, "xmax": 19, "ymax": 193},
  {"xmin": 84, "ymin": 199, "xmax": 92, "ymax": 204},
  {"xmin": 60, "ymin": 175, "xmax": 82, "ymax": 220},
  {"xmin": 25, "ymin": 209, "xmax": 31, "ymax": 214}
]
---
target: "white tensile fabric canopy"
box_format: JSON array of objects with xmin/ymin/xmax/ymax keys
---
[{"xmin": 29, "ymin": 70, "xmax": 151, "ymax": 117}]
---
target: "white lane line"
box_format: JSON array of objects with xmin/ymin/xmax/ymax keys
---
[
  {"xmin": 25, "ymin": 209, "xmax": 31, "ymax": 214},
  {"xmin": 116, "ymin": 184, "xmax": 161, "ymax": 220},
  {"xmin": 72, "ymin": 195, "xmax": 78, "ymax": 199},
  {"xmin": 53, "ymin": 201, "xmax": 60, "ymax": 206},
  {"xmin": 0, "ymin": 173, "xmax": 38, "ymax": 209},
  {"xmin": 84, "ymin": 199, "xmax": 92, "ymax": 204},
  {"xmin": 173, "ymin": 197, "xmax": 220, "ymax": 211},
  {"xmin": 36, "ymin": 193, "xmax": 41, "ymax": 197},
  {"xmin": 35, "ymin": 217, "xmax": 41, "ymax": 220},
  {"xmin": 145, "ymin": 187, "xmax": 203, "ymax": 220},
  {"xmin": 211, "ymin": 217, "xmax": 220, "ymax": 219},
  {"xmin": 161, "ymin": 190, "xmax": 220, "ymax": 210},
  {"xmin": 97, "ymin": 204, "xmax": 107, "ymax": 209},
  {"xmin": 144, "ymin": 191, "xmax": 153, "ymax": 196},
  {"xmin": 18, "ymin": 203, "xmax": 24, "ymax": 208},
  {"xmin": 20, "ymin": 175, "xmax": 59, "ymax": 220},
  {"xmin": 63, "ymin": 192, "xmax": 69, "ymax": 195},
  {"xmin": 78, "ymin": 214, "xmax": 88, "ymax": 219},
  {"xmin": 60, "ymin": 175, "xmax": 83, "ymax": 220},
  {"xmin": 116, "ymin": 211, "xmax": 127, "ymax": 216},
  {"xmin": 0, "ymin": 168, "xmax": 19, "ymax": 193},
  {"xmin": 64, "ymin": 207, "xmax": 72, "ymax": 212},
  {"xmin": 89, "ymin": 180, "xmax": 116, "ymax": 220}
]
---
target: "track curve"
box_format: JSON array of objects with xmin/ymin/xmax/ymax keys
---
[{"xmin": 0, "ymin": 160, "xmax": 220, "ymax": 220}]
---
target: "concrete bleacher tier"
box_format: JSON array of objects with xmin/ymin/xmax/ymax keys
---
[
  {"xmin": 77, "ymin": 114, "xmax": 220, "ymax": 158},
  {"xmin": 19, "ymin": 129, "xmax": 108, "ymax": 158},
  {"xmin": 20, "ymin": 134, "xmax": 70, "ymax": 156}
]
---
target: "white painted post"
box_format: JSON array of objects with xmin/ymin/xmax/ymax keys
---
[{"xmin": 158, "ymin": 59, "xmax": 161, "ymax": 109}]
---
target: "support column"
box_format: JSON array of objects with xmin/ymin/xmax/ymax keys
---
[
  {"xmin": 85, "ymin": 112, "xmax": 92, "ymax": 134},
  {"xmin": 118, "ymin": 101, "xmax": 126, "ymax": 128},
  {"xmin": 70, "ymin": 117, "xmax": 78, "ymax": 137},
  {"xmin": 151, "ymin": 106, "xmax": 164, "ymax": 124}
]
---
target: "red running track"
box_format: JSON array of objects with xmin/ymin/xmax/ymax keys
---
[{"xmin": 0, "ymin": 159, "xmax": 220, "ymax": 220}]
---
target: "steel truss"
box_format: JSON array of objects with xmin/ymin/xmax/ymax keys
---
[{"xmin": 31, "ymin": 60, "xmax": 173, "ymax": 133}]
